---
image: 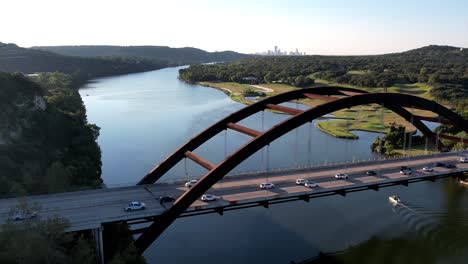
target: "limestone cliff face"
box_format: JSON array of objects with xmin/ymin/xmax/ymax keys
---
[{"xmin": 0, "ymin": 73, "xmax": 46, "ymax": 144}]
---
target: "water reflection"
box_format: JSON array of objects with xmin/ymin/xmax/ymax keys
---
[{"xmin": 298, "ymin": 179, "xmax": 468, "ymax": 264}]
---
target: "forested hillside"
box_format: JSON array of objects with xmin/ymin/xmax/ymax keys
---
[
  {"xmin": 33, "ymin": 45, "xmax": 251, "ymax": 65},
  {"xmin": 0, "ymin": 72, "xmax": 101, "ymax": 196},
  {"xmin": 0, "ymin": 42, "xmax": 167, "ymax": 84},
  {"xmin": 179, "ymin": 45, "xmax": 468, "ymax": 112}
]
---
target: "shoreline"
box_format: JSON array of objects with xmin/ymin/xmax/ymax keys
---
[{"xmin": 315, "ymin": 122, "xmax": 359, "ymax": 139}]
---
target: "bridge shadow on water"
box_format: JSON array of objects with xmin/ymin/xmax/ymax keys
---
[{"xmin": 146, "ymin": 207, "xmax": 321, "ymax": 263}]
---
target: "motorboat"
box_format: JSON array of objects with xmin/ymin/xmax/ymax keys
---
[{"xmin": 388, "ymin": 195, "xmax": 401, "ymax": 206}]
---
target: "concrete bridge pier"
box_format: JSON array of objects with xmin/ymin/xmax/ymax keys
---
[{"xmin": 92, "ymin": 225, "xmax": 105, "ymax": 264}]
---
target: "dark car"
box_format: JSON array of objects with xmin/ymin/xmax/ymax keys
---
[
  {"xmin": 444, "ymin": 163, "xmax": 457, "ymax": 169},
  {"xmin": 366, "ymin": 170, "xmax": 377, "ymax": 176},
  {"xmin": 400, "ymin": 166, "xmax": 411, "ymax": 171},
  {"xmin": 159, "ymin": 196, "xmax": 176, "ymax": 203},
  {"xmin": 435, "ymin": 162, "xmax": 446, "ymax": 167}
]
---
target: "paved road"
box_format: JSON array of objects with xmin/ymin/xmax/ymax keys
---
[{"xmin": 0, "ymin": 152, "xmax": 466, "ymax": 232}]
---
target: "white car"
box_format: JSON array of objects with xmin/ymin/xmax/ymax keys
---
[
  {"xmin": 201, "ymin": 194, "xmax": 216, "ymax": 201},
  {"xmin": 185, "ymin": 179, "xmax": 198, "ymax": 188},
  {"xmin": 9, "ymin": 210, "xmax": 37, "ymax": 221},
  {"xmin": 296, "ymin": 179, "xmax": 306, "ymax": 185},
  {"xmin": 124, "ymin": 201, "xmax": 146, "ymax": 211},
  {"xmin": 422, "ymin": 166, "xmax": 434, "ymax": 172},
  {"xmin": 334, "ymin": 173, "xmax": 349, "ymax": 179},
  {"xmin": 400, "ymin": 169, "xmax": 412, "ymax": 175},
  {"xmin": 460, "ymin": 157, "xmax": 468, "ymax": 163},
  {"xmin": 304, "ymin": 181, "xmax": 318, "ymax": 188},
  {"xmin": 260, "ymin": 182, "xmax": 275, "ymax": 189}
]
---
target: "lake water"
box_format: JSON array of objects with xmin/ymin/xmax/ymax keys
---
[{"xmin": 80, "ymin": 67, "xmax": 468, "ymax": 264}]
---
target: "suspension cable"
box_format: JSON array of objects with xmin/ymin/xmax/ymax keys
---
[
  {"xmin": 325, "ymin": 118, "xmax": 329, "ymax": 165},
  {"xmin": 294, "ymin": 100, "xmax": 299, "ymax": 167},
  {"xmin": 261, "ymin": 110, "xmax": 265, "ymax": 173},
  {"xmin": 184, "ymin": 157, "xmax": 188, "ymax": 182},
  {"xmin": 266, "ymin": 144, "xmax": 270, "ymax": 183},
  {"xmin": 425, "ymin": 136, "xmax": 428, "ymax": 155},
  {"xmin": 308, "ymin": 121, "xmax": 312, "ymax": 168},
  {"xmin": 379, "ymin": 104, "xmax": 384, "ymax": 157},
  {"xmin": 402, "ymin": 125, "xmax": 407, "ymax": 157},
  {"xmin": 408, "ymin": 108, "xmax": 413, "ymax": 157},
  {"xmin": 221, "ymin": 129, "xmax": 227, "ymax": 188}
]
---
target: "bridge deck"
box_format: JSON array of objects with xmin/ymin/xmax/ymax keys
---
[{"xmin": 0, "ymin": 152, "xmax": 466, "ymax": 232}]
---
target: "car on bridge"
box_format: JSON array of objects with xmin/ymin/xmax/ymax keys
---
[
  {"xmin": 460, "ymin": 157, "xmax": 468, "ymax": 163},
  {"xmin": 399, "ymin": 169, "xmax": 412, "ymax": 175},
  {"xmin": 9, "ymin": 210, "xmax": 37, "ymax": 221},
  {"xmin": 366, "ymin": 170, "xmax": 377, "ymax": 176},
  {"xmin": 437, "ymin": 162, "xmax": 457, "ymax": 168},
  {"xmin": 124, "ymin": 201, "xmax": 146, "ymax": 211},
  {"xmin": 445, "ymin": 163, "xmax": 457, "ymax": 169},
  {"xmin": 399, "ymin": 166, "xmax": 412, "ymax": 175},
  {"xmin": 304, "ymin": 181, "xmax": 318, "ymax": 188},
  {"xmin": 159, "ymin": 196, "xmax": 175, "ymax": 203},
  {"xmin": 201, "ymin": 194, "xmax": 216, "ymax": 201},
  {"xmin": 422, "ymin": 166, "xmax": 434, "ymax": 172},
  {"xmin": 185, "ymin": 180, "xmax": 198, "ymax": 188},
  {"xmin": 260, "ymin": 182, "xmax": 275, "ymax": 189},
  {"xmin": 296, "ymin": 179, "xmax": 307, "ymax": 185},
  {"xmin": 334, "ymin": 173, "xmax": 349, "ymax": 179}
]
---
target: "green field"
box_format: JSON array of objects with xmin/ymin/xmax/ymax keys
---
[
  {"xmin": 316, "ymin": 121, "xmax": 359, "ymax": 139},
  {"xmin": 347, "ymin": 70, "xmax": 370, "ymax": 75},
  {"xmin": 199, "ymin": 82, "xmax": 256, "ymax": 105}
]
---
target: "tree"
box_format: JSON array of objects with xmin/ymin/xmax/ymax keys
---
[
  {"xmin": 264, "ymin": 71, "xmax": 275, "ymax": 83},
  {"xmin": 70, "ymin": 234, "xmax": 98, "ymax": 264},
  {"xmin": 108, "ymin": 243, "xmax": 146, "ymax": 264},
  {"xmin": 43, "ymin": 162, "xmax": 71, "ymax": 193},
  {"xmin": 0, "ymin": 202, "xmax": 72, "ymax": 264}
]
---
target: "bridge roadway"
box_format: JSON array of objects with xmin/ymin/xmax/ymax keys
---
[{"xmin": 0, "ymin": 152, "xmax": 467, "ymax": 232}]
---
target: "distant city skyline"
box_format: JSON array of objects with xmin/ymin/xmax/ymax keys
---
[
  {"xmin": 256, "ymin": 46, "xmax": 306, "ymax": 56},
  {"xmin": 1, "ymin": 0, "xmax": 467, "ymax": 55}
]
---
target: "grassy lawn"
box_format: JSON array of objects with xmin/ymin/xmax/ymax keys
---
[
  {"xmin": 256, "ymin": 83, "xmax": 297, "ymax": 95},
  {"xmin": 393, "ymin": 144, "xmax": 437, "ymax": 156},
  {"xmin": 316, "ymin": 121, "xmax": 359, "ymax": 139},
  {"xmin": 347, "ymin": 70, "xmax": 370, "ymax": 75},
  {"xmin": 199, "ymin": 82, "xmax": 258, "ymax": 105}
]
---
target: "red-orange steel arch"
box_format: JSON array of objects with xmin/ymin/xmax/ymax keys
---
[
  {"xmin": 138, "ymin": 86, "xmax": 436, "ymax": 185},
  {"xmin": 135, "ymin": 91, "xmax": 468, "ymax": 253}
]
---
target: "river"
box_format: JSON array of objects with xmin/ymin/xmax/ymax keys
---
[{"xmin": 80, "ymin": 67, "xmax": 468, "ymax": 263}]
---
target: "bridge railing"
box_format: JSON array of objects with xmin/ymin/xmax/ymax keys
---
[{"xmin": 122, "ymin": 150, "xmax": 467, "ymax": 187}]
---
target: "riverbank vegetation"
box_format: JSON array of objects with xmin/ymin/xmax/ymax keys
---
[
  {"xmin": 0, "ymin": 72, "xmax": 102, "ymax": 196},
  {"xmin": 0, "ymin": 201, "xmax": 99, "ymax": 263},
  {"xmin": 0, "ymin": 72, "xmax": 144, "ymax": 263},
  {"xmin": 180, "ymin": 45, "xmax": 467, "ymax": 146}
]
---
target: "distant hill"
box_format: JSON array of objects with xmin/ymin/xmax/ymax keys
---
[
  {"xmin": 33, "ymin": 45, "xmax": 251, "ymax": 65},
  {"xmin": 179, "ymin": 45, "xmax": 468, "ymax": 111},
  {"xmin": 401, "ymin": 45, "xmax": 464, "ymax": 55},
  {"xmin": 0, "ymin": 42, "xmax": 167, "ymax": 82}
]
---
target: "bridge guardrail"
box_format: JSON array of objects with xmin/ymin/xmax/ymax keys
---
[{"xmin": 152, "ymin": 150, "xmax": 467, "ymax": 186}]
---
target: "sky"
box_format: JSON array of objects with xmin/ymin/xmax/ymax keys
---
[{"xmin": 2, "ymin": 0, "xmax": 467, "ymax": 55}]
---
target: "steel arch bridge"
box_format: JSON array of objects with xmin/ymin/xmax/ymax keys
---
[{"xmin": 134, "ymin": 85, "xmax": 468, "ymax": 252}]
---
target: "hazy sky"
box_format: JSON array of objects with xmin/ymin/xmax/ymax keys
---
[{"xmin": 2, "ymin": 0, "xmax": 467, "ymax": 55}]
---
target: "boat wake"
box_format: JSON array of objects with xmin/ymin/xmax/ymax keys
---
[{"xmin": 390, "ymin": 199, "xmax": 468, "ymax": 259}]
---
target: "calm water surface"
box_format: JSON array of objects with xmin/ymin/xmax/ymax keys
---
[{"xmin": 80, "ymin": 67, "xmax": 468, "ymax": 264}]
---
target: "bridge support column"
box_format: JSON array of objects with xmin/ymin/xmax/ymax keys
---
[{"xmin": 92, "ymin": 225, "xmax": 105, "ymax": 264}]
